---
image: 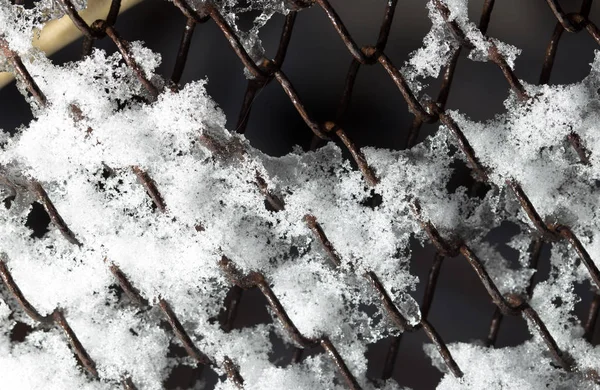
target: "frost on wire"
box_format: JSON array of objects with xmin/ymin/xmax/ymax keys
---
[{"xmin": 0, "ymin": 0, "xmax": 599, "ymax": 389}]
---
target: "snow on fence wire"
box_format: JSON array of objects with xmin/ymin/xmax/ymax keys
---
[{"xmin": 1, "ymin": 0, "xmax": 600, "ymax": 388}]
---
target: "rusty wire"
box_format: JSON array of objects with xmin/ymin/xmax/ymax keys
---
[
  {"xmin": 1, "ymin": 0, "xmax": 600, "ymax": 388},
  {"xmin": 0, "ymin": 259, "xmax": 100, "ymax": 379}
]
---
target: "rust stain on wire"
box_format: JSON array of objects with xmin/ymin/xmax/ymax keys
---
[
  {"xmin": 218, "ymin": 255, "xmax": 363, "ymax": 390},
  {"xmin": 31, "ymin": 181, "xmax": 82, "ymax": 246},
  {"xmin": 414, "ymin": 212, "xmax": 577, "ymax": 372},
  {"xmin": 0, "ymin": 259, "xmax": 99, "ymax": 378},
  {"xmin": 485, "ymin": 237, "xmax": 543, "ymax": 347},
  {"xmin": 305, "ymin": 215, "xmax": 463, "ymax": 378},
  {"xmin": 223, "ymin": 356, "xmax": 245, "ymax": 389},
  {"xmin": 131, "ymin": 165, "xmax": 167, "ymax": 213}
]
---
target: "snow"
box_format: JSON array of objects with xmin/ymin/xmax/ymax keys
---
[
  {"xmin": 430, "ymin": 340, "xmax": 598, "ymax": 390},
  {"xmin": 0, "ymin": 0, "xmax": 600, "ymax": 388}
]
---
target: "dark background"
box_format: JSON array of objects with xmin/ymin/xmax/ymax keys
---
[{"xmin": 1, "ymin": 0, "xmax": 600, "ymax": 388}]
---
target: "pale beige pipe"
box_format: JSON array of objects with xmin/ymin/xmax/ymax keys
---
[{"xmin": 0, "ymin": 0, "xmax": 142, "ymax": 89}]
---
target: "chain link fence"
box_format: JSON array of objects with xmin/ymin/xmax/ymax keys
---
[{"xmin": 1, "ymin": 0, "xmax": 600, "ymax": 388}]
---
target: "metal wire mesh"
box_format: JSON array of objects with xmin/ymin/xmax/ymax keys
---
[{"xmin": 1, "ymin": 0, "xmax": 600, "ymax": 388}]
